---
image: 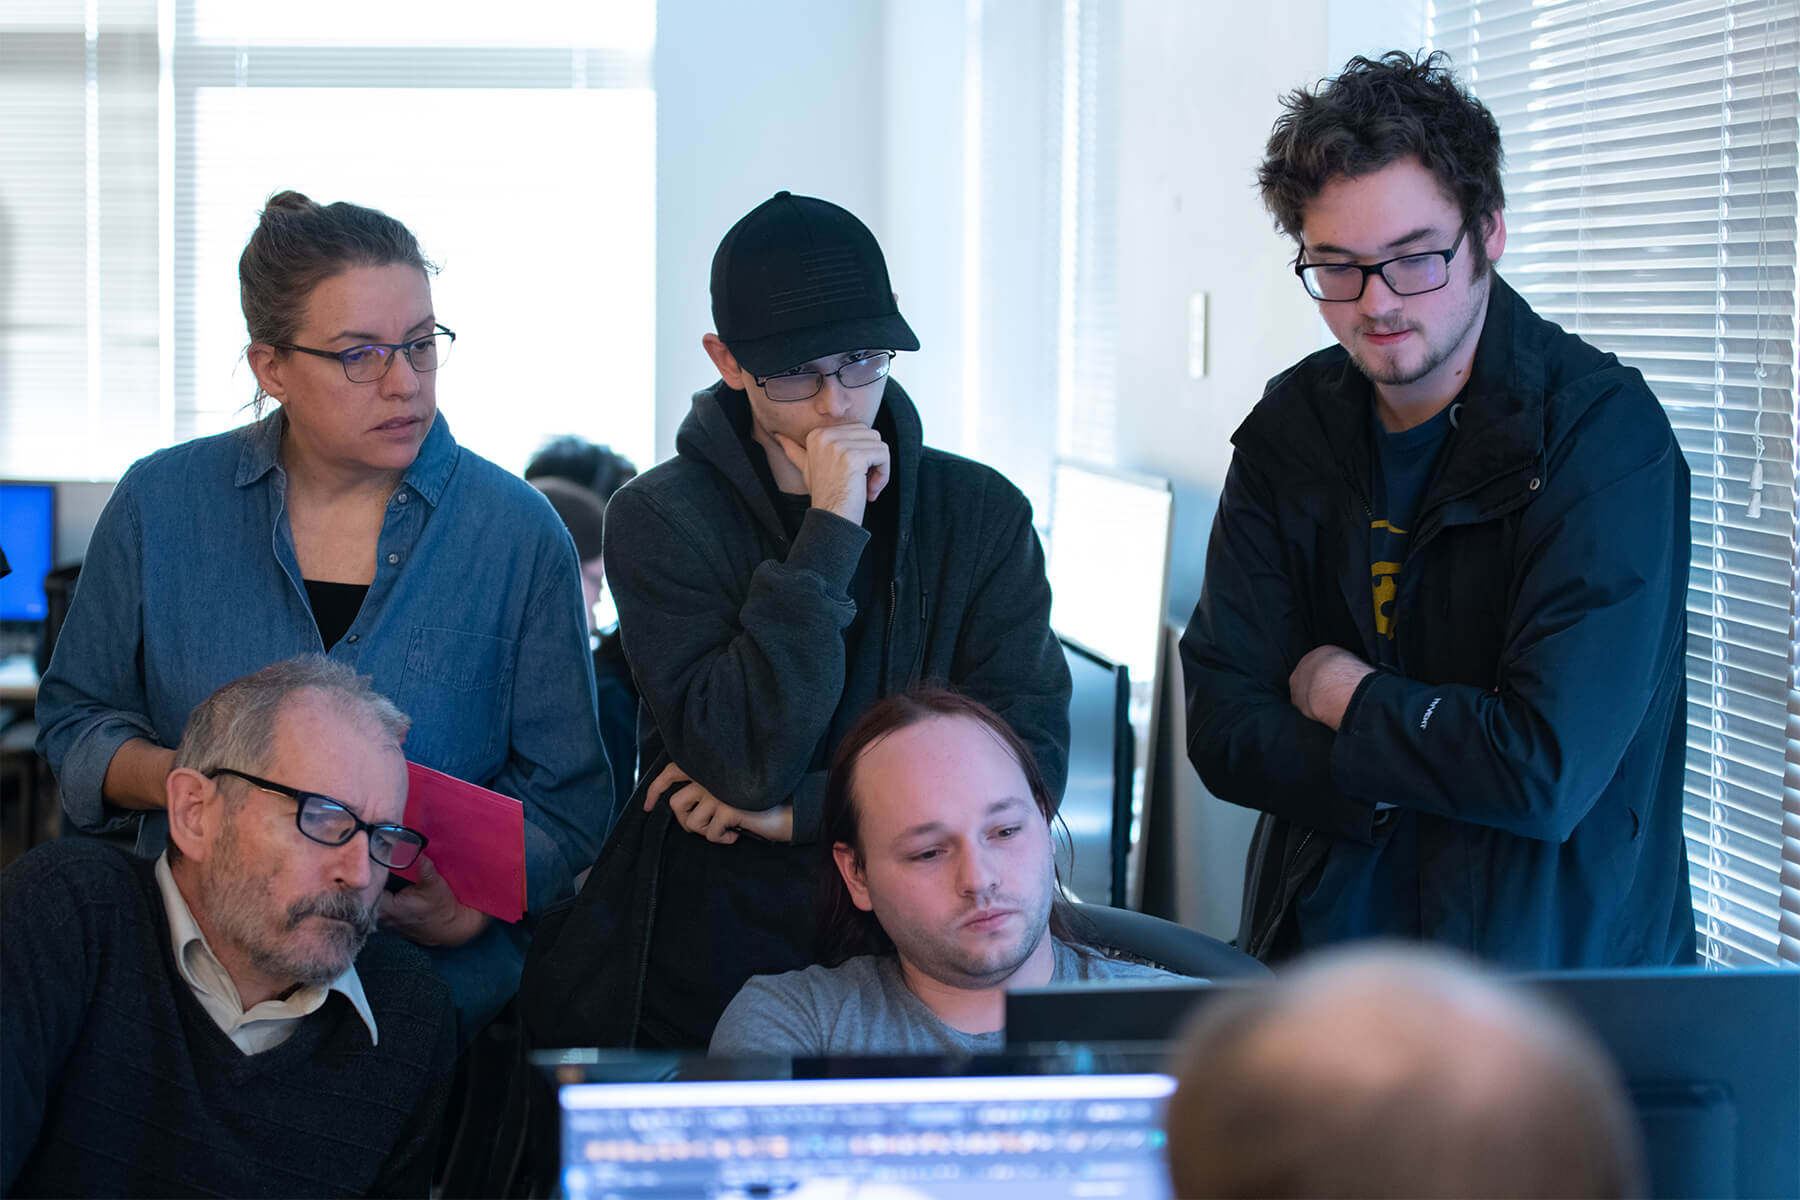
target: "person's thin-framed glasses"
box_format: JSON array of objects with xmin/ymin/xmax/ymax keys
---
[
  {"xmin": 754, "ymin": 350, "xmax": 894, "ymax": 402},
  {"xmin": 1295, "ymin": 228, "xmax": 1467, "ymax": 302},
  {"xmin": 206, "ymin": 767, "xmax": 428, "ymax": 870},
  {"xmin": 273, "ymin": 324, "xmax": 456, "ymax": 383}
]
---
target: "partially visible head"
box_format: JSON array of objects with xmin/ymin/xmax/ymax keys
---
[
  {"xmin": 166, "ymin": 656, "xmax": 412, "ymax": 995},
  {"xmin": 532, "ymin": 475, "xmax": 610, "ymax": 627},
  {"xmin": 818, "ymin": 688, "xmax": 1067, "ymax": 989},
  {"xmin": 1164, "ymin": 944, "xmax": 1645, "ymax": 1199},
  {"xmin": 1258, "ymin": 51, "xmax": 1504, "ymax": 267},
  {"xmin": 701, "ymin": 192, "xmax": 920, "ymax": 450},
  {"xmin": 524, "ymin": 436, "xmax": 639, "ymax": 504}
]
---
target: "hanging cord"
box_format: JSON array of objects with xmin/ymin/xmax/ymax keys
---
[{"xmin": 1746, "ymin": 0, "xmax": 1781, "ymax": 519}]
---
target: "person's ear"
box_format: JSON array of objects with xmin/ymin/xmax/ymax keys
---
[
  {"xmin": 246, "ymin": 343, "xmax": 288, "ymax": 405},
  {"xmin": 1480, "ymin": 209, "xmax": 1506, "ymax": 268},
  {"xmin": 701, "ymin": 333, "xmax": 751, "ymax": 391},
  {"xmin": 165, "ymin": 767, "xmax": 221, "ymax": 863},
  {"xmin": 832, "ymin": 842, "xmax": 874, "ymax": 913}
]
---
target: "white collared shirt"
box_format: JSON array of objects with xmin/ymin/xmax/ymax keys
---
[{"xmin": 154, "ymin": 853, "xmax": 379, "ymax": 1054}]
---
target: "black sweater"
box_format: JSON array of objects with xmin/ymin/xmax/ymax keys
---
[{"xmin": 1, "ymin": 839, "xmax": 456, "ymax": 1197}]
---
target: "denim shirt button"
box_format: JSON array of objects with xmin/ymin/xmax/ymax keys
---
[
  {"xmin": 396, "ymin": 490, "xmax": 409, "ymax": 504},
  {"xmin": 386, "ymin": 552, "xmax": 400, "ymax": 565},
  {"xmin": 345, "ymin": 633, "xmax": 359, "ymax": 644}
]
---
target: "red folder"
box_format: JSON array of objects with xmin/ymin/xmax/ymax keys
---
[{"xmin": 393, "ymin": 761, "xmax": 526, "ymax": 923}]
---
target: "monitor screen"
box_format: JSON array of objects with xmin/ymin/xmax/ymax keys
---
[
  {"xmin": 1045, "ymin": 463, "xmax": 1173, "ymax": 907},
  {"xmin": 0, "ymin": 482, "xmax": 55, "ymax": 623},
  {"xmin": 1057, "ymin": 636, "xmax": 1130, "ymax": 906},
  {"xmin": 556, "ymin": 1071, "xmax": 1176, "ymax": 1199}
]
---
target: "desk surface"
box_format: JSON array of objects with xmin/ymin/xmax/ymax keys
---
[{"xmin": 0, "ymin": 654, "xmax": 39, "ymax": 705}]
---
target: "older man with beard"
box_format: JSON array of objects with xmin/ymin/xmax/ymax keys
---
[{"xmin": 2, "ymin": 656, "xmax": 454, "ymax": 1198}]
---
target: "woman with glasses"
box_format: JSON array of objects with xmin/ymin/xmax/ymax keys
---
[{"xmin": 34, "ymin": 191, "xmax": 612, "ymax": 1041}]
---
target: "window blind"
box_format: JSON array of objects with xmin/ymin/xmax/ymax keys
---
[
  {"xmin": 0, "ymin": 1, "xmax": 658, "ymax": 483},
  {"xmin": 0, "ymin": 0, "xmax": 160, "ymax": 481},
  {"xmin": 1430, "ymin": 0, "xmax": 1800, "ymax": 967}
]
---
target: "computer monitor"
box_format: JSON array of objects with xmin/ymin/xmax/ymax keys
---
[
  {"xmin": 1057, "ymin": 635, "xmax": 1131, "ymax": 907},
  {"xmin": 545, "ymin": 1055, "xmax": 1176, "ymax": 1199},
  {"xmin": 0, "ymin": 481, "xmax": 56, "ymax": 623},
  {"xmin": 1045, "ymin": 462, "xmax": 1173, "ymax": 907},
  {"xmin": 1007, "ymin": 969, "xmax": 1800, "ymax": 1200}
]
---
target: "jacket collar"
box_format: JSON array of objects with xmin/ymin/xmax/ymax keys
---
[
  {"xmin": 233, "ymin": 408, "xmax": 459, "ymax": 506},
  {"xmin": 1431, "ymin": 273, "xmax": 1547, "ymax": 511},
  {"xmin": 1253, "ymin": 273, "xmax": 1547, "ymax": 517},
  {"xmin": 676, "ymin": 377, "xmax": 925, "ymax": 542}
]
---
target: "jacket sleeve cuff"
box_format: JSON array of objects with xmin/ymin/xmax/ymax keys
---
[
  {"xmin": 1324, "ymin": 670, "xmax": 1394, "ymax": 843},
  {"xmin": 51, "ymin": 719, "xmax": 159, "ymax": 835},
  {"xmin": 522, "ymin": 821, "xmax": 575, "ymax": 914},
  {"xmin": 784, "ymin": 509, "xmax": 871, "ymax": 596},
  {"xmin": 790, "ymin": 770, "xmax": 827, "ymax": 846}
]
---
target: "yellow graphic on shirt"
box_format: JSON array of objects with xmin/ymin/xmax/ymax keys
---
[{"xmin": 1371, "ymin": 519, "xmax": 1406, "ymax": 641}]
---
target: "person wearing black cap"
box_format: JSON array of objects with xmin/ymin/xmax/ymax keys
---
[{"xmin": 520, "ymin": 192, "xmax": 1071, "ymax": 1050}]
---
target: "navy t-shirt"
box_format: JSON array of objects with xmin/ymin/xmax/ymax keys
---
[
  {"xmin": 1367, "ymin": 402, "xmax": 1456, "ymax": 668},
  {"xmin": 1293, "ymin": 401, "xmax": 1455, "ymax": 950}
]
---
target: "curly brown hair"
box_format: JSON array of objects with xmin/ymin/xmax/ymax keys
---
[{"xmin": 1258, "ymin": 50, "xmax": 1504, "ymax": 269}]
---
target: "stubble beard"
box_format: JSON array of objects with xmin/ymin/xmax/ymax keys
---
[
  {"xmin": 897, "ymin": 882, "xmax": 1056, "ymax": 992},
  {"xmin": 1349, "ymin": 269, "xmax": 1492, "ymax": 390}
]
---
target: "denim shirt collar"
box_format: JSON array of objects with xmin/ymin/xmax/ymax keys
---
[{"xmin": 233, "ymin": 408, "xmax": 460, "ymax": 506}]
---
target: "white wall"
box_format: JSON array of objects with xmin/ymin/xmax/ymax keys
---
[
  {"xmin": 1101, "ymin": 2, "xmax": 1330, "ymax": 936},
  {"xmin": 879, "ymin": 0, "xmax": 974, "ymax": 453}
]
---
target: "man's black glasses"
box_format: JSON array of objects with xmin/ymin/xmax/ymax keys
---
[
  {"xmin": 274, "ymin": 324, "xmax": 456, "ymax": 383},
  {"xmin": 755, "ymin": 351, "xmax": 894, "ymax": 402},
  {"xmin": 1295, "ymin": 229, "xmax": 1467, "ymax": 302},
  {"xmin": 206, "ymin": 767, "xmax": 428, "ymax": 870}
]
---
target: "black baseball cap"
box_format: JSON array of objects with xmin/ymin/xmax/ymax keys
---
[{"xmin": 710, "ymin": 191, "xmax": 920, "ymax": 378}]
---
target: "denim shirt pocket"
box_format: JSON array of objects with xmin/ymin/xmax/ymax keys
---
[{"xmin": 395, "ymin": 625, "xmax": 516, "ymax": 782}]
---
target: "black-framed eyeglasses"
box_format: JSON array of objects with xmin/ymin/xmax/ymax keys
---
[
  {"xmin": 1295, "ymin": 229, "xmax": 1467, "ymax": 302},
  {"xmin": 273, "ymin": 324, "xmax": 456, "ymax": 383},
  {"xmin": 754, "ymin": 350, "xmax": 894, "ymax": 402},
  {"xmin": 206, "ymin": 767, "xmax": 428, "ymax": 870}
]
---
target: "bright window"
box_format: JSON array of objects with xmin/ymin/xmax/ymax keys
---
[{"xmin": 0, "ymin": 0, "xmax": 657, "ymax": 481}]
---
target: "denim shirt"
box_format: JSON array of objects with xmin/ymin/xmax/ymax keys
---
[{"xmin": 36, "ymin": 410, "xmax": 612, "ymax": 921}]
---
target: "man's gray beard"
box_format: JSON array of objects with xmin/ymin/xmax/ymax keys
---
[
  {"xmin": 206, "ymin": 872, "xmax": 374, "ymax": 989},
  {"xmin": 268, "ymin": 890, "xmax": 375, "ymax": 985}
]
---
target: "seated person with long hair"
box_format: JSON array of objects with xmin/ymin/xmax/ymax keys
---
[{"xmin": 710, "ymin": 688, "xmax": 1179, "ymax": 1056}]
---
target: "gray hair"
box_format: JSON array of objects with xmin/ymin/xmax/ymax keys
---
[{"xmin": 173, "ymin": 655, "xmax": 410, "ymax": 778}]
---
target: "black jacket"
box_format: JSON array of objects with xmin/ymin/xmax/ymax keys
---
[
  {"xmin": 1181, "ymin": 276, "xmax": 1696, "ymax": 968},
  {"xmin": 521, "ymin": 379, "xmax": 1070, "ymax": 1048}
]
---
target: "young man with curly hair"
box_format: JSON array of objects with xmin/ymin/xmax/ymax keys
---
[{"xmin": 1181, "ymin": 51, "xmax": 1694, "ymax": 968}]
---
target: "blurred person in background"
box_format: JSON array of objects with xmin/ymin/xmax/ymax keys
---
[{"xmin": 528, "ymin": 443, "xmax": 639, "ymax": 819}]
